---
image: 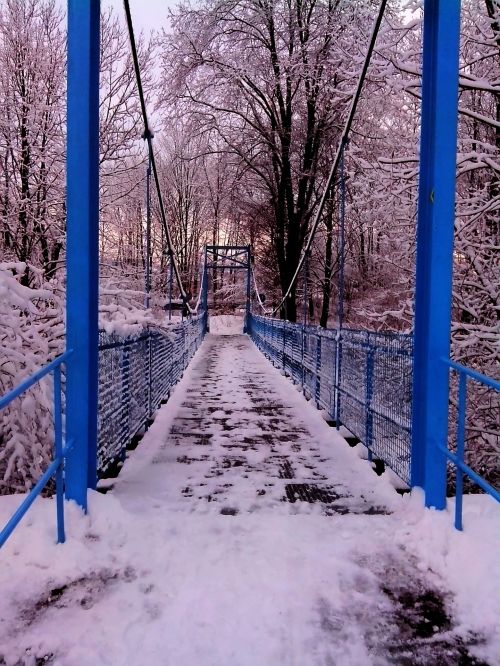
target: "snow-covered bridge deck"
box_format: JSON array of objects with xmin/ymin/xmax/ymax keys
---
[
  {"xmin": 1, "ymin": 326, "xmax": 498, "ymax": 665},
  {"xmin": 115, "ymin": 331, "xmax": 394, "ymax": 518}
]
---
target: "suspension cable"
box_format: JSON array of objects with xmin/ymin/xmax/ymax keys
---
[
  {"xmin": 191, "ymin": 251, "xmax": 207, "ymax": 314},
  {"xmin": 251, "ymin": 266, "xmax": 271, "ymax": 314},
  {"xmin": 123, "ymin": 0, "xmax": 198, "ymax": 314},
  {"xmin": 269, "ymin": 0, "xmax": 387, "ymax": 316},
  {"xmin": 337, "ymin": 141, "xmax": 347, "ymax": 329}
]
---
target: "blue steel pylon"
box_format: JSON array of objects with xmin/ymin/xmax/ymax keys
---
[{"xmin": 411, "ymin": 0, "xmax": 461, "ymax": 509}]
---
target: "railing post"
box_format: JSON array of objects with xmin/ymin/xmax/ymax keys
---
[
  {"xmin": 335, "ymin": 331, "xmax": 342, "ymax": 429},
  {"xmin": 365, "ymin": 343, "xmax": 375, "ymax": 461},
  {"xmin": 315, "ymin": 331, "xmax": 322, "ymax": 409},
  {"xmin": 65, "ymin": 0, "xmax": 100, "ymax": 509},
  {"xmin": 120, "ymin": 342, "xmax": 130, "ymax": 463},
  {"xmin": 148, "ymin": 332, "xmax": 153, "ymax": 419},
  {"xmin": 183, "ymin": 323, "xmax": 187, "ymax": 370},
  {"xmin": 282, "ymin": 321, "xmax": 286, "ymax": 373},
  {"xmin": 301, "ymin": 325, "xmax": 305, "ymax": 391},
  {"xmin": 53, "ymin": 366, "xmax": 65, "ymax": 544},
  {"xmin": 411, "ymin": 0, "xmax": 461, "ymax": 509},
  {"xmin": 454, "ymin": 372, "xmax": 467, "ymax": 530}
]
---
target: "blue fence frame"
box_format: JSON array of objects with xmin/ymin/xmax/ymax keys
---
[
  {"xmin": 0, "ymin": 351, "xmax": 73, "ymax": 547},
  {"xmin": 249, "ymin": 314, "xmax": 413, "ymax": 484},
  {"xmin": 249, "ymin": 313, "xmax": 500, "ymax": 527},
  {"xmin": 0, "ymin": 313, "xmax": 206, "ymax": 548},
  {"xmin": 440, "ymin": 359, "xmax": 499, "ymax": 530}
]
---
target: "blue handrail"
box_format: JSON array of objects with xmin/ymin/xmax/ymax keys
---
[
  {"xmin": 0, "ymin": 349, "xmax": 73, "ymax": 409},
  {"xmin": 0, "ymin": 350, "xmax": 73, "ymax": 548},
  {"xmin": 443, "ymin": 358, "xmax": 500, "ymax": 391},
  {"xmin": 440, "ymin": 357, "xmax": 499, "ymax": 530}
]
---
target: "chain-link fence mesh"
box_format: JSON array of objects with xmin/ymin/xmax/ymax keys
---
[
  {"xmin": 97, "ymin": 314, "xmax": 205, "ymax": 476},
  {"xmin": 249, "ymin": 313, "xmax": 413, "ymax": 484}
]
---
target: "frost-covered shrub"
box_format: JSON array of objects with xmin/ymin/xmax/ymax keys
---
[
  {"xmin": 0, "ymin": 263, "xmax": 64, "ymax": 494},
  {"xmin": 0, "ymin": 264, "xmax": 175, "ymax": 494}
]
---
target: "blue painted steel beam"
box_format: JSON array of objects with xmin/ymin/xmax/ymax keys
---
[
  {"xmin": 244, "ymin": 245, "xmax": 251, "ymax": 333},
  {"xmin": 411, "ymin": 0, "xmax": 461, "ymax": 508},
  {"xmin": 65, "ymin": 0, "xmax": 101, "ymax": 509}
]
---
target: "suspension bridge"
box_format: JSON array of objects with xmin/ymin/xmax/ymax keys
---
[{"xmin": 0, "ymin": 0, "xmax": 499, "ymax": 663}]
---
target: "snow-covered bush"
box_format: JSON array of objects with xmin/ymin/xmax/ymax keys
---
[{"xmin": 0, "ymin": 263, "xmax": 64, "ymax": 493}]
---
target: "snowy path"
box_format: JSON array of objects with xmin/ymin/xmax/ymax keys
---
[
  {"xmin": 1, "ymin": 331, "xmax": 499, "ymax": 666},
  {"xmin": 114, "ymin": 333, "xmax": 394, "ymax": 517}
]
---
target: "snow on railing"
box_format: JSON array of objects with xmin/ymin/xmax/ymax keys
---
[{"xmin": 248, "ymin": 313, "xmax": 413, "ymax": 484}]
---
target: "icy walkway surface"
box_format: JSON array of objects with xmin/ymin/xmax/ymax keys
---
[{"xmin": 1, "ymin": 331, "xmax": 499, "ymax": 666}]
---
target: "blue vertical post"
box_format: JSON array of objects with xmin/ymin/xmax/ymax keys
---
[
  {"xmin": 411, "ymin": 0, "xmax": 461, "ymax": 509},
  {"xmin": 66, "ymin": 0, "xmax": 100, "ymax": 509},
  {"xmin": 454, "ymin": 372, "xmax": 467, "ymax": 530},
  {"xmin": 244, "ymin": 246, "xmax": 251, "ymax": 333},
  {"xmin": 314, "ymin": 331, "xmax": 321, "ymax": 409},
  {"xmin": 365, "ymin": 342, "xmax": 374, "ymax": 463},
  {"xmin": 53, "ymin": 366, "xmax": 65, "ymax": 543},
  {"xmin": 202, "ymin": 247, "xmax": 209, "ymax": 332}
]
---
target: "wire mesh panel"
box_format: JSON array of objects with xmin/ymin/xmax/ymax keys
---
[
  {"xmin": 249, "ymin": 313, "xmax": 413, "ymax": 484},
  {"xmin": 316, "ymin": 328, "xmax": 338, "ymax": 418},
  {"xmin": 303, "ymin": 325, "xmax": 320, "ymax": 401},
  {"xmin": 337, "ymin": 331, "xmax": 369, "ymax": 444},
  {"xmin": 338, "ymin": 330, "xmax": 413, "ymax": 483},
  {"xmin": 97, "ymin": 314, "xmax": 206, "ymax": 476},
  {"xmin": 283, "ymin": 322, "xmax": 302, "ymax": 383},
  {"xmin": 369, "ymin": 332, "xmax": 413, "ymax": 482}
]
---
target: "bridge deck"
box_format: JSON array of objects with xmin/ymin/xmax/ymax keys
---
[{"xmin": 115, "ymin": 332, "xmax": 394, "ymax": 516}]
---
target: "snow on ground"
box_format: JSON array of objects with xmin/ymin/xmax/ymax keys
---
[
  {"xmin": 0, "ymin": 332, "xmax": 499, "ymax": 666},
  {"xmin": 208, "ymin": 314, "xmax": 243, "ymax": 335}
]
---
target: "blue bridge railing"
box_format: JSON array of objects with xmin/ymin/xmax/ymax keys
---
[
  {"xmin": 97, "ymin": 314, "xmax": 205, "ymax": 475},
  {"xmin": 441, "ymin": 359, "xmax": 499, "ymax": 530},
  {"xmin": 249, "ymin": 313, "xmax": 500, "ymax": 528},
  {"xmin": 0, "ymin": 312, "xmax": 206, "ymax": 548},
  {"xmin": 0, "ymin": 351, "xmax": 73, "ymax": 547},
  {"xmin": 249, "ymin": 313, "xmax": 413, "ymax": 484}
]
